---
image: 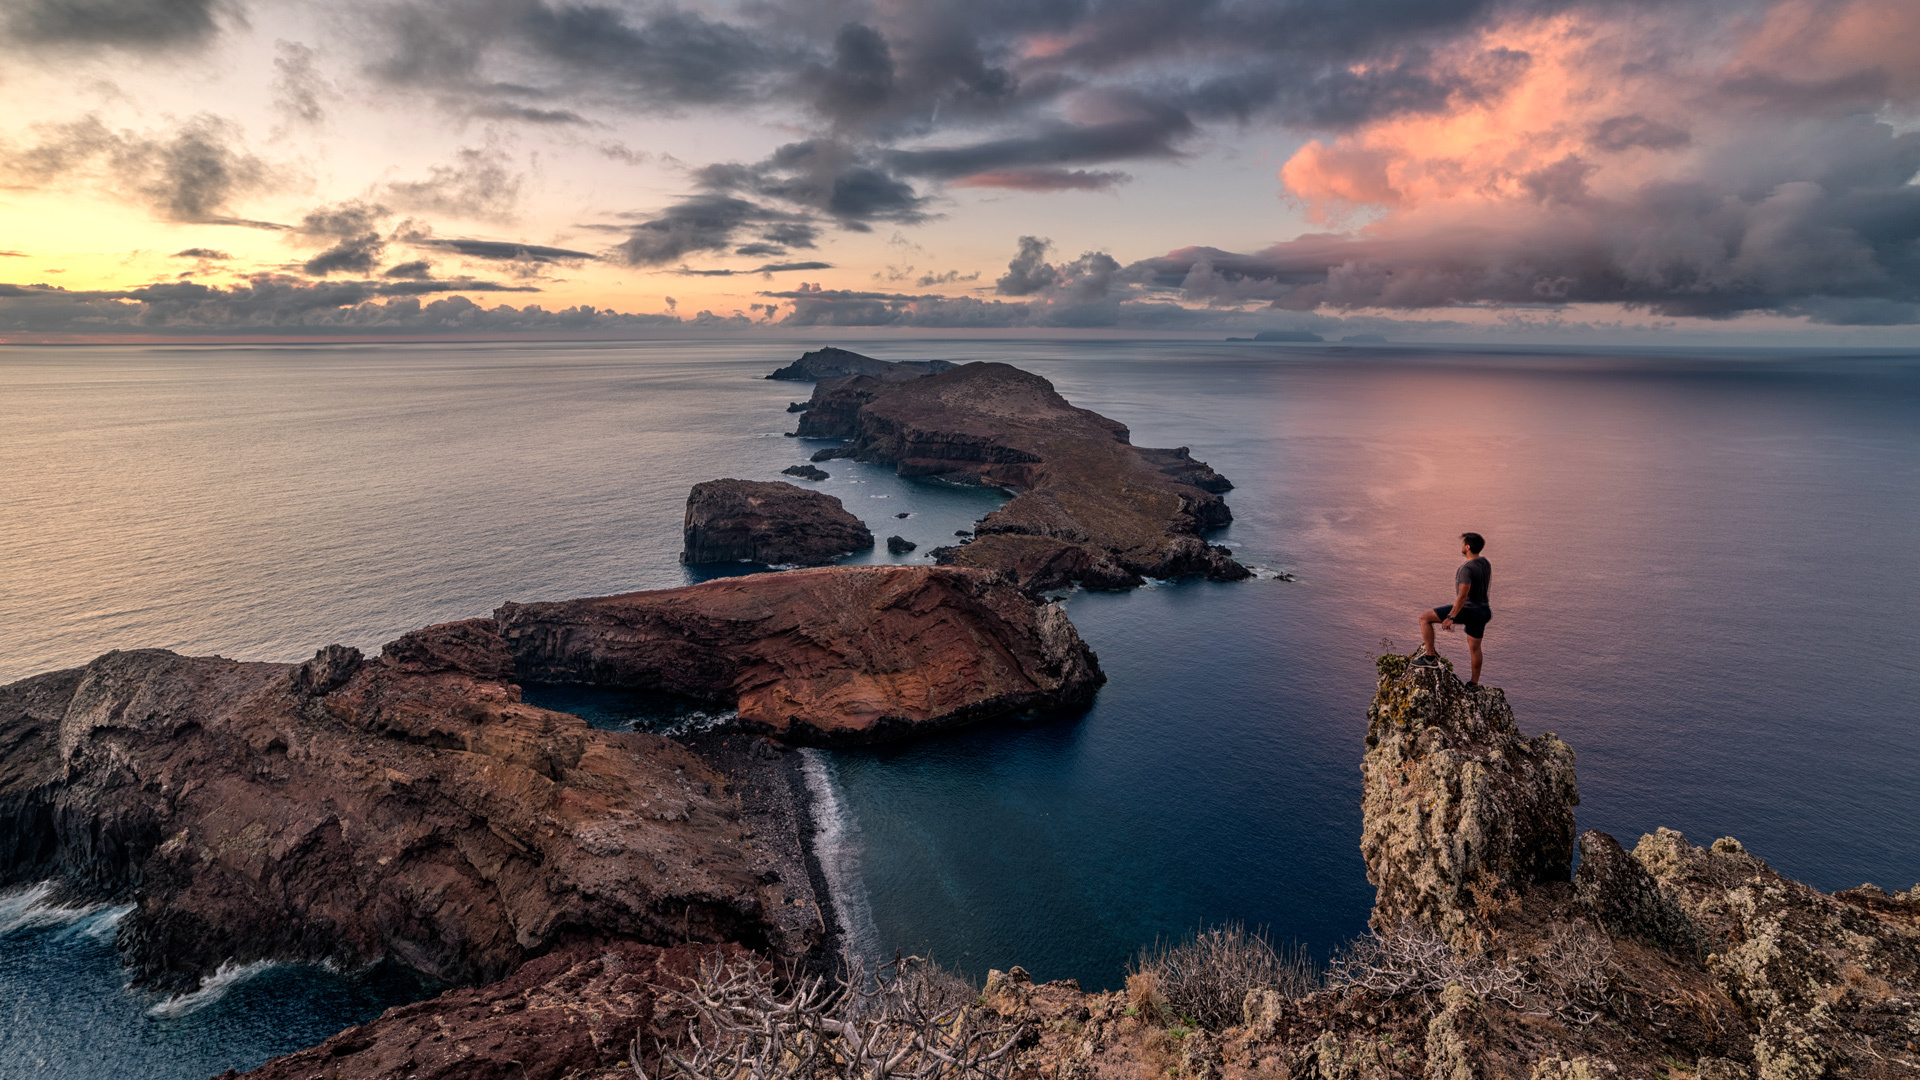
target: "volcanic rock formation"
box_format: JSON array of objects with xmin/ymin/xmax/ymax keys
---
[
  {"xmin": 211, "ymin": 648, "xmax": 1920, "ymax": 1079},
  {"xmin": 682, "ymin": 479, "xmax": 872, "ymax": 565},
  {"xmin": 792, "ymin": 362, "xmax": 1248, "ymax": 590},
  {"xmin": 497, "ymin": 565, "xmax": 1103, "ymax": 744},
  {"xmin": 1361, "ymin": 652, "xmax": 1579, "ymax": 945},
  {"xmin": 0, "ymin": 622, "xmax": 819, "ymax": 993},
  {"xmin": 766, "ymin": 346, "xmax": 956, "ymax": 382}
]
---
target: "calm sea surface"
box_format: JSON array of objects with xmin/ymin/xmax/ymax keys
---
[{"xmin": 3, "ymin": 339, "xmax": 1919, "ymax": 1077}]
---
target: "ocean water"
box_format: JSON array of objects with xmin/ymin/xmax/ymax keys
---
[{"xmin": 3, "ymin": 339, "xmax": 1919, "ymax": 1074}]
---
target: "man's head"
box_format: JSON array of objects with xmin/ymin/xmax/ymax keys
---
[{"xmin": 1461, "ymin": 532, "xmax": 1485, "ymax": 555}]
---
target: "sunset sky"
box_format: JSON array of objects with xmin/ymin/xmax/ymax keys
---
[{"xmin": 1, "ymin": 0, "xmax": 1916, "ymax": 340}]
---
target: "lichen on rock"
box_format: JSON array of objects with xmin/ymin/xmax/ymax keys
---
[{"xmin": 1361, "ymin": 654, "xmax": 1579, "ymax": 945}]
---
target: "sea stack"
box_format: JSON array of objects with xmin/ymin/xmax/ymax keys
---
[{"xmin": 682, "ymin": 478, "xmax": 872, "ymax": 565}]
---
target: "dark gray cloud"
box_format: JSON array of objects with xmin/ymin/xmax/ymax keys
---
[
  {"xmin": 4, "ymin": 0, "xmax": 222, "ymax": 49},
  {"xmin": 303, "ymin": 234, "xmax": 386, "ymax": 276},
  {"xmin": 951, "ymin": 168, "xmax": 1129, "ymax": 192},
  {"xmin": 337, "ymin": 0, "xmax": 1572, "ymax": 261},
  {"xmin": 1589, "ymin": 114, "xmax": 1691, "ymax": 153},
  {"xmin": 383, "ymin": 259, "xmax": 433, "ymax": 278},
  {"xmin": 294, "ymin": 201, "xmax": 387, "ymax": 275},
  {"xmin": 296, "ymin": 201, "xmax": 386, "ymax": 239},
  {"xmin": 698, "ymin": 139, "xmax": 930, "ymax": 226},
  {"xmin": 466, "ymin": 101, "xmax": 588, "ymax": 124},
  {"xmin": 171, "ymin": 248, "xmax": 231, "ymax": 259},
  {"xmin": 380, "ymin": 146, "xmax": 523, "ymax": 221},
  {"xmin": 365, "ymin": 0, "xmax": 788, "ymax": 109},
  {"xmin": 1130, "ymin": 169, "xmax": 1920, "ymax": 324},
  {"xmin": 996, "ymin": 236, "xmax": 1058, "ymax": 296},
  {"xmin": 273, "ymin": 41, "xmax": 332, "ymax": 127},
  {"xmin": 409, "ymin": 236, "xmax": 595, "ymax": 263},
  {"xmin": 887, "ymin": 104, "xmax": 1192, "ymax": 181},
  {"xmin": 612, "ymin": 193, "xmax": 817, "ymax": 266},
  {"xmin": 0, "ymin": 275, "xmax": 738, "ymax": 334},
  {"xmin": 668, "ymin": 260, "xmax": 835, "ymax": 276},
  {"xmin": 1, "ymin": 113, "xmax": 280, "ymax": 226}
]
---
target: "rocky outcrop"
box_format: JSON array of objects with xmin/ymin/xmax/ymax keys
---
[
  {"xmin": 886, "ymin": 535, "xmax": 916, "ymax": 553},
  {"xmin": 1361, "ymin": 653, "xmax": 1579, "ymax": 945},
  {"xmin": 496, "ymin": 565, "xmax": 1103, "ymax": 744},
  {"xmin": 766, "ymin": 346, "xmax": 956, "ymax": 382},
  {"xmin": 781, "ymin": 464, "xmax": 829, "ymax": 481},
  {"xmin": 793, "ymin": 362, "xmax": 1247, "ymax": 591},
  {"xmin": 1634, "ymin": 828, "xmax": 1920, "ymax": 1080},
  {"xmin": 213, "ymin": 650, "xmax": 1920, "ymax": 1079},
  {"xmin": 0, "ymin": 624, "xmax": 820, "ymax": 993},
  {"xmin": 682, "ymin": 479, "xmax": 872, "ymax": 565}
]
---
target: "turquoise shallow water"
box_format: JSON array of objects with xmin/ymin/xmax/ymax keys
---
[{"xmin": 3, "ymin": 339, "xmax": 1919, "ymax": 1074}]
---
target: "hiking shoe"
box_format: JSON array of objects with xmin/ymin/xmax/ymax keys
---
[{"xmin": 1408, "ymin": 653, "xmax": 1441, "ymax": 668}]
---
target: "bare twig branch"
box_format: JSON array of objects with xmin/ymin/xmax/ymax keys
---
[{"xmin": 637, "ymin": 952, "xmax": 1023, "ymax": 1080}]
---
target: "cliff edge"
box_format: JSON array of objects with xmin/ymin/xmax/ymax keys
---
[{"xmin": 0, "ymin": 622, "xmax": 820, "ymax": 993}]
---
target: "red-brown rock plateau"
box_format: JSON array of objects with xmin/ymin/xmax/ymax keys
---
[{"xmin": 497, "ymin": 564, "xmax": 1103, "ymax": 744}]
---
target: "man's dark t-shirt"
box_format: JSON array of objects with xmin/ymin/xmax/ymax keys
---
[{"xmin": 1456, "ymin": 556, "xmax": 1491, "ymax": 607}]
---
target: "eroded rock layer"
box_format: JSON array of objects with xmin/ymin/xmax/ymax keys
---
[
  {"xmin": 496, "ymin": 565, "xmax": 1103, "ymax": 744},
  {"xmin": 0, "ymin": 622, "xmax": 819, "ymax": 992},
  {"xmin": 682, "ymin": 478, "xmax": 872, "ymax": 565},
  {"xmin": 793, "ymin": 361, "xmax": 1248, "ymax": 590}
]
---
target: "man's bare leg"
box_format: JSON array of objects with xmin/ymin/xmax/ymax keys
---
[
  {"xmin": 1466, "ymin": 634, "xmax": 1483, "ymax": 684},
  {"xmin": 1419, "ymin": 608, "xmax": 1441, "ymax": 656}
]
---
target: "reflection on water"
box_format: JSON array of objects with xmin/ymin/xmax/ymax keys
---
[{"xmin": 3, "ymin": 340, "xmax": 1919, "ymax": 1048}]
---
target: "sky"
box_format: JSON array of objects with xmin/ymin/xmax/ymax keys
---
[{"xmin": 0, "ymin": 0, "xmax": 1916, "ymax": 342}]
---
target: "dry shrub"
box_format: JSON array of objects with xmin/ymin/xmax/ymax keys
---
[
  {"xmin": 1325, "ymin": 923, "xmax": 1531, "ymax": 1008},
  {"xmin": 1126, "ymin": 970, "xmax": 1169, "ymax": 1024},
  {"xmin": 1533, "ymin": 921, "xmax": 1616, "ymax": 1025},
  {"xmin": 639, "ymin": 951, "xmax": 1022, "ymax": 1080},
  {"xmin": 1130, "ymin": 924, "xmax": 1320, "ymax": 1030}
]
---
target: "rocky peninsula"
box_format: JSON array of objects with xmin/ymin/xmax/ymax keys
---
[
  {"xmin": 794, "ymin": 360, "xmax": 1248, "ymax": 590},
  {"xmin": 682, "ymin": 478, "xmax": 872, "ymax": 565},
  {"xmin": 767, "ymin": 346, "xmax": 956, "ymax": 383}
]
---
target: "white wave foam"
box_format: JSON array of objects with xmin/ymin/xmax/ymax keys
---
[
  {"xmin": 76, "ymin": 904, "xmax": 132, "ymax": 942},
  {"xmin": 797, "ymin": 749, "xmax": 880, "ymax": 964},
  {"xmin": 0, "ymin": 881, "xmax": 113, "ymax": 936},
  {"xmin": 146, "ymin": 959, "xmax": 283, "ymax": 1018},
  {"xmin": 1246, "ymin": 566, "xmax": 1297, "ymax": 581},
  {"xmin": 649, "ymin": 708, "xmax": 740, "ymax": 738}
]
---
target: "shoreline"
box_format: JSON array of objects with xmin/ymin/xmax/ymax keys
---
[{"xmin": 683, "ymin": 732, "xmax": 847, "ymax": 977}]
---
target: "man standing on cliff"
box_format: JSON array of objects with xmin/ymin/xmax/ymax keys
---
[{"xmin": 1411, "ymin": 533, "xmax": 1491, "ymax": 686}]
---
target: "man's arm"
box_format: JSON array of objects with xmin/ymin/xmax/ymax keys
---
[{"xmin": 1443, "ymin": 581, "xmax": 1470, "ymax": 627}]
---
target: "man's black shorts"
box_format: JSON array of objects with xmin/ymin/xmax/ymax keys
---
[{"xmin": 1433, "ymin": 604, "xmax": 1491, "ymax": 638}]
